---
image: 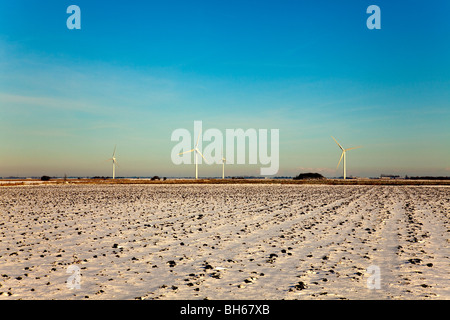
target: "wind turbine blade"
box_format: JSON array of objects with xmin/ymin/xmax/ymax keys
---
[
  {"xmin": 336, "ymin": 151, "xmax": 344, "ymax": 169},
  {"xmin": 345, "ymin": 146, "xmax": 362, "ymax": 151},
  {"xmin": 178, "ymin": 149, "xmax": 195, "ymax": 155},
  {"xmin": 195, "ymin": 130, "xmax": 202, "ymax": 148},
  {"xmin": 196, "ymin": 149, "xmax": 209, "ymax": 164},
  {"xmin": 112, "ymin": 145, "xmax": 116, "ymax": 157},
  {"xmin": 331, "ymin": 136, "xmax": 344, "ymax": 150}
]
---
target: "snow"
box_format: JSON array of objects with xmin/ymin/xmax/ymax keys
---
[{"xmin": 0, "ymin": 184, "xmax": 448, "ymax": 300}]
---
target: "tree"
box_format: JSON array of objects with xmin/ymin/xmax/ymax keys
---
[{"xmin": 293, "ymin": 173, "xmax": 324, "ymax": 180}]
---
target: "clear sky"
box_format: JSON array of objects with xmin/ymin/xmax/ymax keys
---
[{"xmin": 0, "ymin": 0, "xmax": 449, "ymax": 178}]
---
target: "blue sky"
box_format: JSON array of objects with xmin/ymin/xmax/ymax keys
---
[{"xmin": 0, "ymin": 0, "xmax": 449, "ymax": 178}]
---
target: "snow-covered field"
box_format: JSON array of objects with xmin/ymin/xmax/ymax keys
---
[
  {"xmin": 0, "ymin": 184, "xmax": 448, "ymax": 300},
  {"xmin": 0, "ymin": 180, "xmax": 47, "ymax": 185}
]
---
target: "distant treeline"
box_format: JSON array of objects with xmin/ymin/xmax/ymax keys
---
[
  {"xmin": 293, "ymin": 173, "xmax": 325, "ymax": 180},
  {"xmin": 405, "ymin": 176, "xmax": 450, "ymax": 180}
]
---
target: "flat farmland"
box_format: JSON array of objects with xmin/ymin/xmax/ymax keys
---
[{"xmin": 0, "ymin": 184, "xmax": 448, "ymax": 300}]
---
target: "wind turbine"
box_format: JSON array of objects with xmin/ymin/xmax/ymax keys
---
[
  {"xmin": 107, "ymin": 145, "xmax": 118, "ymax": 179},
  {"xmin": 331, "ymin": 136, "xmax": 361, "ymax": 180},
  {"xmin": 178, "ymin": 132, "xmax": 208, "ymax": 179},
  {"xmin": 221, "ymin": 149, "xmax": 226, "ymax": 179}
]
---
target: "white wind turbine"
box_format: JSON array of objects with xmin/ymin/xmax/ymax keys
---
[
  {"xmin": 107, "ymin": 145, "xmax": 118, "ymax": 179},
  {"xmin": 331, "ymin": 136, "xmax": 361, "ymax": 180},
  {"xmin": 178, "ymin": 131, "xmax": 208, "ymax": 179},
  {"xmin": 221, "ymin": 149, "xmax": 226, "ymax": 179}
]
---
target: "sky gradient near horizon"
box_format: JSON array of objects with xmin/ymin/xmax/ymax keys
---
[{"xmin": 1, "ymin": 0, "xmax": 449, "ymax": 178}]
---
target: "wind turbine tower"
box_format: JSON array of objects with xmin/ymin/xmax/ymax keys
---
[
  {"xmin": 178, "ymin": 132, "xmax": 208, "ymax": 179},
  {"xmin": 221, "ymin": 152, "xmax": 226, "ymax": 179},
  {"xmin": 331, "ymin": 136, "xmax": 361, "ymax": 180},
  {"xmin": 108, "ymin": 145, "xmax": 118, "ymax": 179}
]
